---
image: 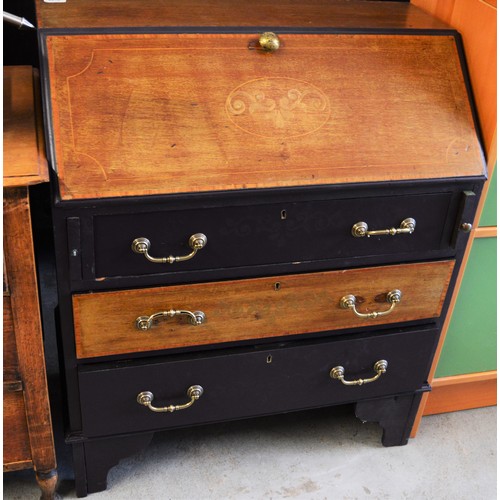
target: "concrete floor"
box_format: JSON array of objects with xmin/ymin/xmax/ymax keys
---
[{"xmin": 3, "ymin": 405, "xmax": 496, "ymax": 499}]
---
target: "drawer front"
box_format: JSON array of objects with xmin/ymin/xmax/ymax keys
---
[
  {"xmin": 45, "ymin": 33, "xmax": 483, "ymax": 200},
  {"xmin": 73, "ymin": 260, "xmax": 453, "ymax": 358},
  {"xmin": 93, "ymin": 191, "xmax": 457, "ymax": 279},
  {"xmin": 3, "ymin": 391, "xmax": 31, "ymax": 467},
  {"xmin": 78, "ymin": 327, "xmax": 438, "ymax": 438}
]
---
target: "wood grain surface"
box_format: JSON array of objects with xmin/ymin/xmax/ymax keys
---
[
  {"xmin": 3, "ymin": 297, "xmax": 21, "ymax": 388},
  {"xmin": 3, "ymin": 392, "xmax": 32, "ymax": 471},
  {"xmin": 35, "ymin": 0, "xmax": 450, "ymax": 30},
  {"xmin": 46, "ymin": 33, "xmax": 484, "ymax": 200},
  {"xmin": 3, "ymin": 67, "xmax": 48, "ymax": 187},
  {"xmin": 412, "ymin": 0, "xmax": 496, "ymax": 153},
  {"xmin": 423, "ymin": 371, "xmax": 497, "ymax": 415},
  {"xmin": 3, "ymin": 188, "xmax": 56, "ymax": 474},
  {"xmin": 74, "ymin": 260, "xmax": 454, "ymax": 358}
]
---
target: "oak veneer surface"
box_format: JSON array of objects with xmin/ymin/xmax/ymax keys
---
[
  {"xmin": 3, "ymin": 392, "xmax": 31, "ymax": 470},
  {"xmin": 3, "ymin": 67, "xmax": 48, "ymax": 187},
  {"xmin": 73, "ymin": 260, "xmax": 454, "ymax": 358},
  {"xmin": 35, "ymin": 0, "xmax": 450, "ymax": 29},
  {"xmin": 412, "ymin": 0, "xmax": 497, "ymax": 153},
  {"xmin": 47, "ymin": 34, "xmax": 484, "ymax": 200}
]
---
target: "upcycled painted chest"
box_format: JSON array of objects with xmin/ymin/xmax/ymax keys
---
[{"xmin": 36, "ymin": 0, "xmax": 485, "ymax": 495}]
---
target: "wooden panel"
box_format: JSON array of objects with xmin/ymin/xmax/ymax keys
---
[
  {"xmin": 3, "ymin": 67, "xmax": 48, "ymax": 187},
  {"xmin": 74, "ymin": 260, "xmax": 454, "ymax": 358},
  {"xmin": 475, "ymin": 226, "xmax": 497, "ymax": 238},
  {"xmin": 35, "ymin": 0, "xmax": 450, "ymax": 30},
  {"xmin": 78, "ymin": 327, "xmax": 439, "ymax": 438},
  {"xmin": 46, "ymin": 34, "xmax": 485, "ymax": 200},
  {"xmin": 3, "ymin": 296, "xmax": 21, "ymax": 386},
  {"xmin": 3, "ymin": 188, "xmax": 56, "ymax": 473},
  {"xmin": 423, "ymin": 371, "xmax": 497, "ymax": 415},
  {"xmin": 3, "ymin": 391, "xmax": 32, "ymax": 469},
  {"xmin": 412, "ymin": 0, "xmax": 497, "ymax": 154}
]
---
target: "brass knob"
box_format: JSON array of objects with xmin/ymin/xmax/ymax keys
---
[{"xmin": 259, "ymin": 32, "xmax": 280, "ymax": 52}]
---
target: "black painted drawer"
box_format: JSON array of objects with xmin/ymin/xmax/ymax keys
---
[
  {"xmin": 92, "ymin": 191, "xmax": 459, "ymax": 279},
  {"xmin": 79, "ymin": 326, "xmax": 438, "ymax": 438}
]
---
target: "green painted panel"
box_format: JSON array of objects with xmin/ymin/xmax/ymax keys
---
[
  {"xmin": 435, "ymin": 237, "xmax": 497, "ymax": 378},
  {"xmin": 479, "ymin": 165, "xmax": 496, "ymax": 227}
]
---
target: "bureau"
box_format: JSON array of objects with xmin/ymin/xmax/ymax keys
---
[{"xmin": 35, "ymin": 0, "xmax": 486, "ymax": 496}]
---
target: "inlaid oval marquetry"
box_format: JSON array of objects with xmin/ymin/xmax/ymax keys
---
[{"xmin": 226, "ymin": 77, "xmax": 331, "ymax": 138}]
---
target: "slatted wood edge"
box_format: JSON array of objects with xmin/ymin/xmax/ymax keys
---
[
  {"xmin": 422, "ymin": 371, "xmax": 497, "ymax": 415},
  {"xmin": 35, "ymin": 0, "xmax": 451, "ymax": 30},
  {"xmin": 3, "ymin": 460, "xmax": 34, "ymax": 473},
  {"xmin": 475, "ymin": 226, "xmax": 497, "ymax": 238},
  {"xmin": 4, "ymin": 381, "xmax": 24, "ymax": 393}
]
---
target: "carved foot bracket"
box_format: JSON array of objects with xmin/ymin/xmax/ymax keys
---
[
  {"xmin": 72, "ymin": 432, "xmax": 154, "ymax": 497},
  {"xmin": 355, "ymin": 388, "xmax": 429, "ymax": 447}
]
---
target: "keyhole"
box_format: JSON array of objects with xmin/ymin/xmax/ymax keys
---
[
  {"xmin": 281, "ymin": 209, "xmax": 287, "ymax": 220},
  {"xmin": 274, "ymin": 282, "xmax": 281, "ymax": 291},
  {"xmin": 267, "ymin": 355, "xmax": 273, "ymax": 364}
]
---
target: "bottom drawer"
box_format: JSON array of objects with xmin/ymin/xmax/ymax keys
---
[{"xmin": 79, "ymin": 326, "xmax": 438, "ymax": 438}]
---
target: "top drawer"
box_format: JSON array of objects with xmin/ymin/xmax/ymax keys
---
[
  {"xmin": 43, "ymin": 33, "xmax": 484, "ymax": 200},
  {"xmin": 92, "ymin": 190, "xmax": 463, "ymax": 280}
]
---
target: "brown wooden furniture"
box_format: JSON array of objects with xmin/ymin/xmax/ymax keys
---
[
  {"xmin": 35, "ymin": 1, "xmax": 486, "ymax": 496},
  {"xmin": 3, "ymin": 66, "xmax": 58, "ymax": 499}
]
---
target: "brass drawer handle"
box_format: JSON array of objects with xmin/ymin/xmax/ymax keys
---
[
  {"xmin": 259, "ymin": 31, "xmax": 280, "ymax": 52},
  {"xmin": 330, "ymin": 360, "xmax": 388, "ymax": 386},
  {"xmin": 340, "ymin": 290, "xmax": 402, "ymax": 319},
  {"xmin": 131, "ymin": 233, "xmax": 207, "ymax": 264},
  {"xmin": 137, "ymin": 385, "xmax": 204, "ymax": 413},
  {"xmin": 352, "ymin": 218, "xmax": 416, "ymax": 238},
  {"xmin": 136, "ymin": 309, "xmax": 206, "ymax": 330}
]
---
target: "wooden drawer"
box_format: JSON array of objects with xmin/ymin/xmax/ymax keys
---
[
  {"xmin": 3, "ymin": 391, "xmax": 31, "ymax": 468},
  {"xmin": 73, "ymin": 260, "xmax": 453, "ymax": 358},
  {"xmin": 78, "ymin": 326, "xmax": 438, "ymax": 438},
  {"xmin": 92, "ymin": 191, "xmax": 461, "ymax": 280},
  {"xmin": 44, "ymin": 33, "xmax": 484, "ymax": 200}
]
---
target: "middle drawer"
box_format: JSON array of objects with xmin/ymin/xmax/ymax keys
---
[{"xmin": 73, "ymin": 260, "xmax": 453, "ymax": 359}]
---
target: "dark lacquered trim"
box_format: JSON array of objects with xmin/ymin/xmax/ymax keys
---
[
  {"xmin": 37, "ymin": 34, "xmax": 61, "ymax": 201},
  {"xmin": 38, "ymin": 26, "xmax": 458, "ymax": 37},
  {"xmin": 50, "ymin": 176, "xmax": 486, "ymax": 211}
]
